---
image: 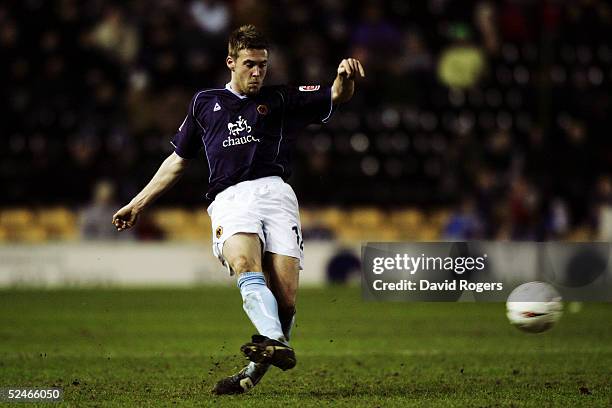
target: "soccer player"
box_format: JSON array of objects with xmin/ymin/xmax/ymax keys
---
[{"xmin": 112, "ymin": 25, "xmax": 364, "ymax": 394}]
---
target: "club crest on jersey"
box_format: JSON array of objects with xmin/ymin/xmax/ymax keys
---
[
  {"xmin": 298, "ymin": 85, "xmax": 320, "ymax": 92},
  {"xmin": 215, "ymin": 226, "xmax": 223, "ymax": 239},
  {"xmin": 257, "ymin": 104, "xmax": 269, "ymax": 115}
]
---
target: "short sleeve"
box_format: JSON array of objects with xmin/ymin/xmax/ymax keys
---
[
  {"xmin": 283, "ymin": 85, "xmax": 334, "ymax": 128},
  {"xmin": 171, "ymin": 94, "xmax": 204, "ymax": 159}
]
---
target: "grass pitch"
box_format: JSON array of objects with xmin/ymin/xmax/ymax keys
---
[{"xmin": 0, "ymin": 286, "xmax": 610, "ymax": 407}]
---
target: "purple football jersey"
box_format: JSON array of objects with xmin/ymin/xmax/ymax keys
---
[{"xmin": 171, "ymin": 83, "xmax": 333, "ymax": 199}]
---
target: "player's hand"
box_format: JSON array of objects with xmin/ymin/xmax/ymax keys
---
[
  {"xmin": 337, "ymin": 58, "xmax": 366, "ymax": 80},
  {"xmin": 112, "ymin": 204, "xmax": 139, "ymax": 231}
]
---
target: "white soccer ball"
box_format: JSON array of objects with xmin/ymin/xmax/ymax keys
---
[{"xmin": 506, "ymin": 281, "xmax": 563, "ymax": 333}]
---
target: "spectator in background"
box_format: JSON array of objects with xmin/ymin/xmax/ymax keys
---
[
  {"xmin": 522, "ymin": 126, "xmax": 550, "ymax": 189},
  {"xmin": 473, "ymin": 169, "xmax": 501, "ymax": 238},
  {"xmin": 352, "ymin": 1, "xmax": 401, "ymax": 67},
  {"xmin": 546, "ymin": 198, "xmax": 570, "ymax": 239},
  {"xmin": 498, "ymin": 0, "xmax": 533, "ymax": 43},
  {"xmin": 508, "ymin": 176, "xmax": 540, "ymax": 240},
  {"xmin": 189, "ymin": 0, "xmax": 230, "ymax": 36},
  {"xmin": 483, "ymin": 129, "xmax": 517, "ymax": 180},
  {"xmin": 352, "ymin": 2, "xmax": 399, "ymax": 48},
  {"xmin": 443, "ymin": 196, "xmax": 484, "ymax": 240},
  {"xmin": 474, "ymin": 1, "xmax": 499, "ymax": 55},
  {"xmin": 556, "ymin": 117, "xmax": 592, "ymax": 226},
  {"xmin": 385, "ymin": 28, "xmax": 434, "ymax": 104},
  {"xmin": 398, "ymin": 29, "xmax": 434, "ymax": 74},
  {"xmin": 90, "ymin": 6, "xmax": 139, "ymax": 66},
  {"xmin": 591, "ymin": 175, "xmax": 612, "ymax": 239},
  {"xmin": 81, "ymin": 180, "xmax": 133, "ymax": 240},
  {"xmin": 184, "ymin": 0, "xmax": 231, "ymax": 81}
]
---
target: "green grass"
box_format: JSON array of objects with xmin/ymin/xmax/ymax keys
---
[{"xmin": 0, "ymin": 287, "xmax": 610, "ymax": 407}]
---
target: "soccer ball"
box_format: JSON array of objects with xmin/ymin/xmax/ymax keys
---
[{"xmin": 506, "ymin": 281, "xmax": 563, "ymax": 333}]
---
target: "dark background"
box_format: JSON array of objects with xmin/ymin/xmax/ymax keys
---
[{"xmin": 1, "ymin": 0, "xmax": 611, "ymax": 240}]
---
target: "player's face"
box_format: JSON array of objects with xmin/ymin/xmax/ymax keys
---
[{"xmin": 227, "ymin": 48, "xmax": 268, "ymax": 96}]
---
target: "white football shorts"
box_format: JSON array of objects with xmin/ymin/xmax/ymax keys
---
[{"xmin": 207, "ymin": 176, "xmax": 304, "ymax": 274}]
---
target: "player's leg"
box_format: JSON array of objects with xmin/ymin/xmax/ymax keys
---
[
  {"xmin": 253, "ymin": 179, "xmax": 303, "ymax": 351},
  {"xmin": 263, "ymin": 252, "xmax": 299, "ymax": 341},
  {"xmin": 223, "ymin": 233, "xmax": 295, "ymax": 369},
  {"xmin": 222, "ymin": 233, "xmax": 285, "ymax": 342},
  {"xmin": 213, "ymin": 232, "xmax": 291, "ymax": 395},
  {"xmin": 215, "ymin": 253, "xmax": 298, "ymax": 395}
]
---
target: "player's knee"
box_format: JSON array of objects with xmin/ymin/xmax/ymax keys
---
[{"xmin": 231, "ymin": 255, "xmax": 262, "ymax": 274}]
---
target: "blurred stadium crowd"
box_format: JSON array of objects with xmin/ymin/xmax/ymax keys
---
[{"xmin": 1, "ymin": 0, "xmax": 611, "ymax": 241}]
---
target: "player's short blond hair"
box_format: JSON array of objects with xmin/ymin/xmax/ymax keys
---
[{"xmin": 228, "ymin": 25, "xmax": 269, "ymax": 59}]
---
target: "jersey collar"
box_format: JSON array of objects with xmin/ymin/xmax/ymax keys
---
[{"xmin": 225, "ymin": 83, "xmax": 248, "ymax": 99}]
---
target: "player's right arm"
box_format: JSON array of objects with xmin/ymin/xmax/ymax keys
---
[
  {"xmin": 113, "ymin": 91, "xmax": 205, "ymax": 231},
  {"xmin": 112, "ymin": 152, "xmax": 189, "ymax": 231}
]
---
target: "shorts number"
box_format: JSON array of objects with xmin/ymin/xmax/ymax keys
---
[{"xmin": 291, "ymin": 226, "xmax": 304, "ymax": 251}]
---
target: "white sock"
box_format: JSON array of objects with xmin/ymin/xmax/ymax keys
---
[
  {"xmin": 237, "ymin": 272, "xmax": 285, "ymax": 341},
  {"xmin": 244, "ymin": 361, "xmax": 269, "ymax": 381}
]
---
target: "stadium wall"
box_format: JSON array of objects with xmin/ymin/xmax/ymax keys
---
[
  {"xmin": 0, "ymin": 242, "xmax": 356, "ymax": 287},
  {"xmin": 1, "ymin": 242, "xmax": 610, "ymax": 288}
]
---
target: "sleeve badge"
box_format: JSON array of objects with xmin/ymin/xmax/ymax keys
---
[{"xmin": 298, "ymin": 85, "xmax": 321, "ymax": 92}]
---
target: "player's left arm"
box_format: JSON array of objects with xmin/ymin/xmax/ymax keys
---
[{"xmin": 331, "ymin": 58, "xmax": 366, "ymax": 105}]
